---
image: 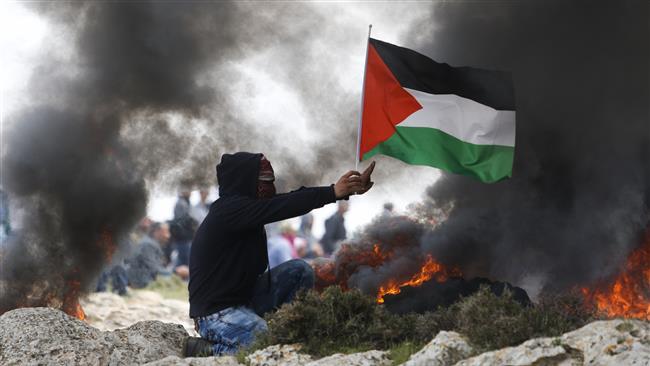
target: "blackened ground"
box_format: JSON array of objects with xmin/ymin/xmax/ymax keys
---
[{"xmin": 383, "ymin": 277, "xmax": 531, "ymax": 314}]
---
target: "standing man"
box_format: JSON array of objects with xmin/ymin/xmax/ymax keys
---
[
  {"xmin": 381, "ymin": 202, "xmax": 395, "ymax": 219},
  {"xmin": 297, "ymin": 214, "xmax": 323, "ymax": 259},
  {"xmin": 0, "ymin": 188, "xmax": 11, "ymax": 243},
  {"xmin": 190, "ymin": 188, "xmax": 212, "ymax": 225},
  {"xmin": 321, "ymin": 201, "xmax": 349, "ymax": 256},
  {"xmin": 169, "ymin": 186, "xmax": 196, "ymax": 277},
  {"xmin": 186, "ymin": 152, "xmax": 374, "ymax": 356}
]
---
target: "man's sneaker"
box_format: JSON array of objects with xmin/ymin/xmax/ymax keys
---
[{"xmin": 183, "ymin": 336, "xmax": 214, "ymax": 357}]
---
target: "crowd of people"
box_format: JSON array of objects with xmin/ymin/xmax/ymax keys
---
[
  {"xmin": 95, "ymin": 187, "xmax": 213, "ymax": 295},
  {"xmin": 0, "ymin": 184, "xmax": 394, "ymax": 298},
  {"xmin": 93, "ymin": 184, "xmax": 394, "ymax": 296}
]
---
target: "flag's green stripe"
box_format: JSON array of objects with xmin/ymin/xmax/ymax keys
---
[{"xmin": 362, "ymin": 126, "xmax": 514, "ymax": 183}]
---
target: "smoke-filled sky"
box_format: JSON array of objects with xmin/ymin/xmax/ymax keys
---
[
  {"xmin": 414, "ymin": 1, "xmax": 649, "ymax": 294},
  {"xmin": 1, "ymin": 1, "xmax": 438, "ymax": 235},
  {"xmin": 0, "ymin": 1, "xmax": 440, "ymax": 309},
  {"xmin": 348, "ymin": 0, "xmax": 648, "ymax": 300},
  {"xmin": 1, "ymin": 1, "xmax": 648, "ymax": 304}
]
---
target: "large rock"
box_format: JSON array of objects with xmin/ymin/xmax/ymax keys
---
[
  {"xmin": 144, "ymin": 349, "xmax": 390, "ymax": 366},
  {"xmin": 143, "ymin": 355, "xmax": 241, "ymax": 365},
  {"xmin": 245, "ymin": 345, "xmax": 390, "ymax": 366},
  {"xmin": 306, "ymin": 350, "xmax": 390, "ymax": 366},
  {"xmin": 0, "ymin": 307, "xmax": 109, "ymax": 365},
  {"xmin": 246, "ymin": 344, "xmax": 313, "ymax": 366},
  {"xmin": 403, "ymin": 331, "xmax": 473, "ymax": 366},
  {"xmin": 456, "ymin": 319, "xmax": 650, "ymax": 366},
  {"xmin": 109, "ymin": 320, "xmax": 188, "ymax": 364},
  {"xmin": 0, "ymin": 307, "xmax": 189, "ymax": 365}
]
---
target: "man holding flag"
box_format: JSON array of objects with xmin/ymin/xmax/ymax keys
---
[
  {"xmin": 185, "ymin": 153, "xmax": 375, "ymax": 356},
  {"xmin": 186, "ymin": 28, "xmax": 515, "ymax": 357}
]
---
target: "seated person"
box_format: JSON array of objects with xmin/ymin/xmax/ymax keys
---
[
  {"xmin": 185, "ymin": 152, "xmax": 374, "ymax": 356},
  {"xmin": 126, "ymin": 222, "xmax": 170, "ymax": 288}
]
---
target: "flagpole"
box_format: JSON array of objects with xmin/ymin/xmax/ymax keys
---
[{"xmin": 355, "ymin": 24, "xmax": 372, "ymax": 172}]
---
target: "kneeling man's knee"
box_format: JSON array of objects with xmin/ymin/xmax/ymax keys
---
[{"xmin": 289, "ymin": 259, "xmax": 314, "ymax": 289}]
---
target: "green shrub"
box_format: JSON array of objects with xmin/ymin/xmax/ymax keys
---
[
  {"xmin": 248, "ymin": 285, "xmax": 593, "ymax": 359},
  {"xmin": 253, "ymin": 286, "xmax": 446, "ymax": 357},
  {"xmin": 535, "ymin": 291, "xmax": 596, "ymax": 334},
  {"xmin": 453, "ymin": 286, "xmax": 531, "ymax": 351},
  {"xmin": 388, "ymin": 341, "xmax": 424, "ymax": 366},
  {"xmin": 454, "ymin": 286, "xmax": 592, "ymax": 352}
]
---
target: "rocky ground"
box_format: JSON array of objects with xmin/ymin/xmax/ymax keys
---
[
  {"xmin": 0, "ymin": 307, "xmax": 187, "ymax": 365},
  {"xmin": 81, "ymin": 290, "xmax": 197, "ymax": 336},
  {"xmin": 2, "ymin": 294, "xmax": 650, "ymax": 365}
]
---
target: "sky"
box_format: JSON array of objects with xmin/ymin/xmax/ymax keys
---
[
  {"xmin": 0, "ymin": 1, "xmax": 439, "ymax": 237},
  {"xmin": 1, "ymin": 1, "xmax": 647, "ymax": 302}
]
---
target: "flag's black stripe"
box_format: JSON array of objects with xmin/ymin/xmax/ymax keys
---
[{"xmin": 370, "ymin": 38, "xmax": 515, "ymax": 111}]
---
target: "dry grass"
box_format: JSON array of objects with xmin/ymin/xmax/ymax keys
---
[
  {"xmin": 247, "ymin": 285, "xmax": 593, "ymax": 360},
  {"xmin": 144, "ymin": 275, "xmax": 188, "ymax": 300},
  {"xmin": 453, "ymin": 286, "xmax": 592, "ymax": 352},
  {"xmin": 252, "ymin": 286, "xmax": 443, "ymax": 357}
]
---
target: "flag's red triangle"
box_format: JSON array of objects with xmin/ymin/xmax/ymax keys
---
[{"xmin": 360, "ymin": 43, "xmax": 422, "ymax": 158}]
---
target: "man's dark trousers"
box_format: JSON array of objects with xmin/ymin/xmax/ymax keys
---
[{"xmin": 195, "ymin": 259, "xmax": 314, "ymax": 355}]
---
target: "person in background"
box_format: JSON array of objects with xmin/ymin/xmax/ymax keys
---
[
  {"xmin": 279, "ymin": 222, "xmax": 298, "ymax": 258},
  {"xmin": 169, "ymin": 186, "xmax": 197, "ymax": 279},
  {"xmin": 0, "ymin": 189, "xmax": 11, "ymax": 243},
  {"xmin": 96, "ymin": 264, "xmax": 128, "ymax": 296},
  {"xmin": 293, "ymin": 236, "xmax": 309, "ymax": 259},
  {"xmin": 381, "ymin": 202, "xmax": 395, "ymax": 218},
  {"xmin": 131, "ymin": 217, "xmax": 152, "ymax": 244},
  {"xmin": 190, "ymin": 188, "xmax": 212, "ymax": 225},
  {"xmin": 297, "ymin": 214, "xmax": 323, "ymax": 259},
  {"xmin": 320, "ymin": 201, "xmax": 349, "ymax": 256},
  {"xmin": 96, "ymin": 239, "xmax": 130, "ymax": 296},
  {"xmin": 266, "ymin": 222, "xmax": 294, "ymax": 269},
  {"xmin": 126, "ymin": 221, "xmax": 171, "ymax": 288}
]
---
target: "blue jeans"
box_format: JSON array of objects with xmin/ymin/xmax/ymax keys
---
[
  {"xmin": 96, "ymin": 264, "xmax": 128, "ymax": 296},
  {"xmin": 173, "ymin": 240, "xmax": 191, "ymax": 268},
  {"xmin": 196, "ymin": 259, "xmax": 314, "ymax": 355}
]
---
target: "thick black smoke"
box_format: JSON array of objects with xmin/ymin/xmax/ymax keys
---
[
  {"xmin": 1, "ymin": 109, "xmax": 147, "ymax": 310},
  {"xmin": 0, "ymin": 2, "xmax": 425, "ymax": 311},
  {"xmin": 415, "ymin": 1, "xmax": 649, "ymax": 292},
  {"xmin": 1, "ymin": 1, "xmax": 244, "ymax": 311},
  {"xmin": 338, "ymin": 1, "xmax": 649, "ymax": 302}
]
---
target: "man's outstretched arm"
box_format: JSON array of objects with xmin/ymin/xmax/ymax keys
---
[{"xmin": 219, "ymin": 166, "xmax": 375, "ymax": 230}]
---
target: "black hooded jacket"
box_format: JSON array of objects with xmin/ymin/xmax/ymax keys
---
[{"xmin": 189, "ymin": 152, "xmax": 336, "ymax": 318}]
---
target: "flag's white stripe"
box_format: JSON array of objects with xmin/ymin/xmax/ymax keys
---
[{"xmin": 398, "ymin": 88, "xmax": 516, "ymax": 147}]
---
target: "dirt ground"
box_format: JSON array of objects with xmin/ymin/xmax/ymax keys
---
[{"xmin": 81, "ymin": 289, "xmax": 198, "ymax": 336}]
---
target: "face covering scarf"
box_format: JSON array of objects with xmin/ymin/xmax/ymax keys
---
[{"xmin": 257, "ymin": 156, "xmax": 276, "ymax": 199}]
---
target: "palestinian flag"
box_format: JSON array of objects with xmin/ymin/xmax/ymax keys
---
[{"xmin": 359, "ymin": 38, "xmax": 516, "ymax": 183}]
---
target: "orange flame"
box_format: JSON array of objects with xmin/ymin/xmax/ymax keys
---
[
  {"xmin": 60, "ymin": 230, "xmax": 115, "ymax": 320},
  {"xmin": 62, "ymin": 279, "xmax": 86, "ymax": 320},
  {"xmin": 313, "ymin": 242, "xmax": 394, "ymax": 292},
  {"xmin": 0, "ymin": 229, "xmax": 118, "ymax": 318},
  {"xmin": 582, "ymin": 231, "xmax": 650, "ymax": 320},
  {"xmin": 373, "ymin": 244, "xmax": 386, "ymax": 260},
  {"xmin": 310, "ymin": 233, "xmax": 461, "ymax": 303},
  {"xmin": 376, "ymin": 254, "xmax": 461, "ymax": 303},
  {"xmin": 313, "ymin": 259, "xmax": 336, "ymax": 292}
]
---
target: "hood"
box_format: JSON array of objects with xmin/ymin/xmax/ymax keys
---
[{"xmin": 216, "ymin": 152, "xmax": 262, "ymax": 198}]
